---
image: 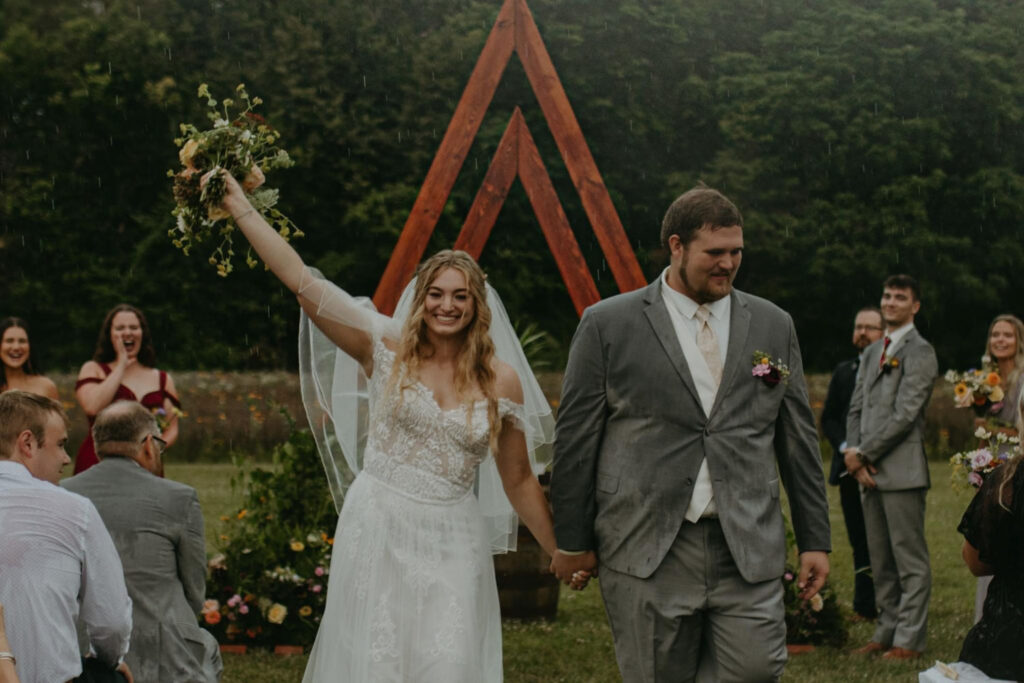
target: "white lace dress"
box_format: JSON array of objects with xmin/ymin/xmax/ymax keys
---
[{"xmin": 302, "ymin": 337, "xmax": 524, "ymax": 682}]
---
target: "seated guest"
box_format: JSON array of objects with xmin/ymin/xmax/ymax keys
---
[
  {"xmin": 64, "ymin": 401, "xmax": 221, "ymax": 683},
  {"xmin": 955, "ymin": 383, "xmax": 1024, "ymax": 680},
  {"xmin": 0, "ymin": 391, "xmax": 132, "ymax": 683}
]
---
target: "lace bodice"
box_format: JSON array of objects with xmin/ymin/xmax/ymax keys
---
[{"xmin": 362, "ymin": 338, "xmax": 525, "ymax": 502}]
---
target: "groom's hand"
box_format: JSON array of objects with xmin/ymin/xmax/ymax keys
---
[
  {"xmin": 550, "ymin": 550, "xmax": 598, "ymax": 585},
  {"xmin": 796, "ymin": 551, "xmax": 830, "ymax": 600}
]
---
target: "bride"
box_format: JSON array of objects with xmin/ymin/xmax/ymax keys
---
[{"xmin": 210, "ymin": 169, "xmax": 583, "ymax": 680}]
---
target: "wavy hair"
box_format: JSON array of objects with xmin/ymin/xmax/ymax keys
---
[
  {"xmin": 92, "ymin": 304, "xmax": 157, "ymax": 367},
  {"xmin": 996, "ymin": 381, "xmax": 1024, "ymax": 511},
  {"xmin": 983, "ymin": 314, "xmax": 1024, "ymax": 393},
  {"xmin": 1, "ymin": 317, "xmax": 40, "ymax": 389},
  {"xmin": 388, "ymin": 250, "xmax": 501, "ymax": 451}
]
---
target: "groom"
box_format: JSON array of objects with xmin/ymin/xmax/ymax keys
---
[{"xmin": 550, "ymin": 185, "xmax": 831, "ymax": 681}]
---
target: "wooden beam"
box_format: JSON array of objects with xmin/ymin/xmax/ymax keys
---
[
  {"xmin": 515, "ymin": 113, "xmax": 601, "ymax": 315},
  {"xmin": 513, "ymin": 0, "xmax": 646, "ymax": 293},
  {"xmin": 373, "ymin": 0, "xmax": 517, "ymax": 313}
]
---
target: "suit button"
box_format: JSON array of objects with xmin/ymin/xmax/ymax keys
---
[
  {"xmin": 703, "ymin": 427, "xmax": 710, "ymax": 436},
  {"xmin": 686, "ymin": 478, "xmax": 693, "ymax": 486}
]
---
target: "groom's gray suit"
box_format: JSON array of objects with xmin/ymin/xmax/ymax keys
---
[
  {"xmin": 551, "ymin": 277, "xmax": 831, "ymax": 681},
  {"xmin": 845, "ymin": 327, "xmax": 937, "ymax": 653}
]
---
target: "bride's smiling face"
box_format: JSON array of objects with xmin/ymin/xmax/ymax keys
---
[
  {"xmin": 110, "ymin": 311, "xmax": 143, "ymax": 358},
  {"xmin": 1, "ymin": 326, "xmax": 30, "ymax": 371},
  {"xmin": 423, "ymin": 268, "xmax": 475, "ymax": 338}
]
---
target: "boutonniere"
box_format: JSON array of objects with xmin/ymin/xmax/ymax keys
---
[
  {"xmin": 751, "ymin": 350, "xmax": 790, "ymax": 387},
  {"xmin": 881, "ymin": 357, "xmax": 900, "ymax": 374}
]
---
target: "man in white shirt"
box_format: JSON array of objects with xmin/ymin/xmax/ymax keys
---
[{"xmin": 0, "ymin": 391, "xmax": 133, "ymax": 683}]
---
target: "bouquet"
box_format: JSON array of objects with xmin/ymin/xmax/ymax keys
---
[
  {"xmin": 949, "ymin": 425, "xmax": 1021, "ymax": 490},
  {"xmin": 169, "ymin": 83, "xmax": 300, "ymax": 276},
  {"xmin": 943, "ymin": 365, "xmax": 1005, "ymax": 417}
]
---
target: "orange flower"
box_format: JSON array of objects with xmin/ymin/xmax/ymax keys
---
[
  {"xmin": 986, "ymin": 372, "xmax": 1001, "ymax": 386},
  {"xmin": 204, "ymin": 610, "xmax": 222, "ymax": 625},
  {"xmin": 760, "ymin": 357, "xmax": 771, "ymax": 365},
  {"xmin": 954, "ymin": 383, "xmax": 969, "ymax": 398}
]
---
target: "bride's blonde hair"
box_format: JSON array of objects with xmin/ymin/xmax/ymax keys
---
[{"xmin": 388, "ymin": 250, "xmax": 502, "ymax": 451}]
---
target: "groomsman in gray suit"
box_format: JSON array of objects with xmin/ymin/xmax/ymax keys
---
[
  {"xmin": 550, "ymin": 185, "xmax": 831, "ymax": 682},
  {"xmin": 844, "ymin": 274, "xmax": 938, "ymax": 660},
  {"xmin": 64, "ymin": 401, "xmax": 222, "ymax": 683}
]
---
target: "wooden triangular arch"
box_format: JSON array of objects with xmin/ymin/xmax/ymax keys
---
[{"xmin": 373, "ymin": 0, "xmax": 646, "ymax": 315}]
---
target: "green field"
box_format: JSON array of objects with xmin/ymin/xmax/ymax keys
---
[{"xmin": 166, "ymin": 459, "xmax": 976, "ymax": 682}]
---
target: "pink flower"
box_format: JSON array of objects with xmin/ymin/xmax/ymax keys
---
[
  {"xmin": 312, "ymin": 585, "xmax": 322, "ymax": 593},
  {"xmin": 314, "ymin": 566, "xmax": 325, "ymax": 577},
  {"xmin": 752, "ymin": 364, "xmax": 771, "ymax": 378},
  {"xmin": 227, "ymin": 594, "xmax": 242, "ymax": 608},
  {"xmin": 238, "ymin": 604, "xmax": 249, "ymax": 615},
  {"xmin": 783, "ymin": 572, "xmax": 794, "ymax": 582},
  {"xmin": 968, "ymin": 472, "xmax": 984, "ymax": 488},
  {"xmin": 971, "ymin": 449, "xmax": 993, "ymax": 469}
]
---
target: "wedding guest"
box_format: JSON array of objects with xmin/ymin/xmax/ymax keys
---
[
  {"xmin": 64, "ymin": 401, "xmax": 221, "ymax": 682},
  {"xmin": 0, "ymin": 391, "xmax": 132, "ymax": 683},
  {"xmin": 0, "ymin": 317, "xmax": 59, "ymax": 400},
  {"xmin": 845, "ymin": 274, "xmax": 938, "ymax": 660},
  {"xmin": 821, "ymin": 306, "xmax": 883, "ymax": 621},
  {"xmin": 981, "ymin": 314, "xmax": 1024, "ymax": 428},
  {"xmin": 954, "ymin": 382, "xmax": 1024, "ymax": 680},
  {"xmin": 0, "ymin": 604, "xmax": 19, "ymax": 683},
  {"xmin": 74, "ymin": 304, "xmax": 180, "ymax": 473}
]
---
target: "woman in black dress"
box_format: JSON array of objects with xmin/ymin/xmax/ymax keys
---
[{"xmin": 957, "ymin": 382, "xmax": 1024, "ymax": 680}]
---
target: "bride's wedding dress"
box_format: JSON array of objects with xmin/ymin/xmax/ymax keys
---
[{"xmin": 301, "ymin": 334, "xmax": 526, "ymax": 682}]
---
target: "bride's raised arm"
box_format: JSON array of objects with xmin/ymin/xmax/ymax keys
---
[{"xmin": 213, "ymin": 169, "xmax": 391, "ymax": 371}]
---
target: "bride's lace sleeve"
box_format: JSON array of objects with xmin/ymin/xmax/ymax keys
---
[{"xmin": 296, "ymin": 266, "xmax": 402, "ymax": 343}]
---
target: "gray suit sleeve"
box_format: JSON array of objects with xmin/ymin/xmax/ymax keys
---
[
  {"xmin": 177, "ymin": 490, "xmax": 207, "ymax": 615},
  {"xmin": 845, "ymin": 354, "xmax": 866, "ymax": 449},
  {"xmin": 773, "ymin": 316, "xmax": 831, "ymax": 553},
  {"xmin": 859, "ymin": 344, "xmax": 938, "ymax": 463},
  {"xmin": 551, "ymin": 309, "xmax": 606, "ymax": 551}
]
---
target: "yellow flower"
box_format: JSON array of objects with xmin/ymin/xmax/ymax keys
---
[
  {"xmin": 809, "ymin": 594, "xmax": 824, "ymax": 612},
  {"xmin": 954, "ymin": 382, "xmax": 969, "ymax": 398},
  {"xmin": 267, "ymin": 603, "xmax": 287, "ymax": 624},
  {"xmin": 299, "ymin": 606, "xmax": 313, "ymax": 617},
  {"xmin": 760, "ymin": 357, "xmax": 770, "ymax": 365},
  {"xmin": 990, "ymin": 386, "xmax": 1005, "ymax": 403},
  {"xmin": 290, "ymin": 540, "xmax": 305, "ymax": 552},
  {"xmin": 178, "ymin": 139, "xmax": 199, "ymax": 168},
  {"xmin": 237, "ymin": 509, "xmax": 248, "ymax": 520}
]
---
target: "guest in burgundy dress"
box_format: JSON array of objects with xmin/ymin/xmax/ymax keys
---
[{"xmin": 74, "ymin": 304, "xmax": 180, "ymax": 473}]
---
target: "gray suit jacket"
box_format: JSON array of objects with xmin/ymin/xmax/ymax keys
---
[
  {"xmin": 64, "ymin": 458, "xmax": 217, "ymax": 682},
  {"xmin": 845, "ymin": 327, "xmax": 938, "ymax": 490},
  {"xmin": 551, "ymin": 280, "xmax": 831, "ymax": 582}
]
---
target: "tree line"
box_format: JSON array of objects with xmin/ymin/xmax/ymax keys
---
[{"xmin": 2, "ymin": 0, "xmax": 1022, "ymax": 373}]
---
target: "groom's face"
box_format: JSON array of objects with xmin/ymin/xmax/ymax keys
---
[{"xmin": 669, "ymin": 225, "xmax": 744, "ymax": 303}]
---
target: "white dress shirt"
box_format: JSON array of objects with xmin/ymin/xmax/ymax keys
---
[
  {"xmin": 884, "ymin": 321, "xmax": 915, "ymax": 353},
  {"xmin": 660, "ymin": 269, "xmax": 731, "ymax": 520},
  {"xmin": 0, "ymin": 460, "xmax": 132, "ymax": 683}
]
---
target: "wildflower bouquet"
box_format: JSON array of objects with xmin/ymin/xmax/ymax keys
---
[
  {"xmin": 949, "ymin": 425, "xmax": 1021, "ymax": 490},
  {"xmin": 781, "ymin": 567, "xmax": 846, "ymax": 647},
  {"xmin": 944, "ymin": 365, "xmax": 1005, "ymax": 417},
  {"xmin": 169, "ymin": 83, "xmax": 300, "ymax": 277}
]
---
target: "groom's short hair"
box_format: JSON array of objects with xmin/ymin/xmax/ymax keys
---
[
  {"xmin": 882, "ymin": 274, "xmax": 921, "ymax": 302},
  {"xmin": 661, "ymin": 184, "xmax": 743, "ymax": 251}
]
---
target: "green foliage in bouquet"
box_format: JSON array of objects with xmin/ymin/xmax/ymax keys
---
[
  {"xmin": 781, "ymin": 519, "xmax": 848, "ymax": 647},
  {"xmin": 202, "ymin": 408, "xmax": 337, "ymax": 649},
  {"xmin": 170, "ymin": 83, "xmax": 300, "ymax": 277}
]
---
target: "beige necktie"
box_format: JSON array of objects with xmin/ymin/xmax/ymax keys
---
[{"xmin": 695, "ymin": 305, "xmax": 723, "ymax": 387}]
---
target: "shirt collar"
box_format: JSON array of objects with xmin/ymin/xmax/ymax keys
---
[
  {"xmin": 0, "ymin": 459, "xmax": 35, "ymax": 481},
  {"xmin": 661, "ymin": 268, "xmax": 730, "ymax": 320},
  {"xmin": 885, "ymin": 322, "xmax": 915, "ymax": 348}
]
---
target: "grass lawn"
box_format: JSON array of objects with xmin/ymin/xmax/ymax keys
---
[{"xmin": 167, "ymin": 459, "xmax": 978, "ymax": 682}]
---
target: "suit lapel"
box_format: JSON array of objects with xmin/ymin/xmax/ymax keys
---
[
  {"xmin": 708, "ymin": 290, "xmax": 750, "ymax": 417},
  {"xmin": 642, "ymin": 281, "xmax": 702, "ymax": 407},
  {"xmin": 869, "ymin": 327, "xmax": 918, "ymax": 387}
]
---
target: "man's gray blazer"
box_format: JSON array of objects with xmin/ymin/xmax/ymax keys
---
[
  {"xmin": 64, "ymin": 458, "xmax": 220, "ymax": 683},
  {"xmin": 551, "ymin": 279, "xmax": 831, "ymax": 582},
  {"xmin": 845, "ymin": 328, "xmax": 938, "ymax": 490}
]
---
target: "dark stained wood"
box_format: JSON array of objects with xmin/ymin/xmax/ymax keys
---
[
  {"xmin": 513, "ymin": 0, "xmax": 646, "ymax": 293},
  {"xmin": 373, "ymin": 0, "xmax": 517, "ymax": 313},
  {"xmin": 515, "ymin": 114, "xmax": 601, "ymax": 315},
  {"xmin": 374, "ymin": 0, "xmax": 645, "ymax": 316},
  {"xmin": 454, "ymin": 109, "xmax": 521, "ymax": 260}
]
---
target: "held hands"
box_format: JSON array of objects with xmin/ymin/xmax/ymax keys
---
[
  {"xmin": 842, "ymin": 448, "xmax": 877, "ymax": 488},
  {"xmin": 550, "ymin": 550, "xmax": 598, "ymax": 591},
  {"xmin": 796, "ymin": 550, "xmax": 830, "ymax": 601},
  {"xmin": 200, "ymin": 166, "xmax": 265, "ymax": 220}
]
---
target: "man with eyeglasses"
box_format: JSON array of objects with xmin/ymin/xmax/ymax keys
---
[
  {"xmin": 821, "ymin": 306, "xmax": 884, "ymax": 622},
  {"xmin": 63, "ymin": 401, "xmax": 222, "ymax": 682}
]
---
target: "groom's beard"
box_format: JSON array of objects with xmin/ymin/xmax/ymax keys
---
[{"xmin": 678, "ymin": 264, "xmax": 735, "ymax": 304}]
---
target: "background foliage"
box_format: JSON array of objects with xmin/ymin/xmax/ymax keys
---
[{"xmin": 3, "ymin": 0, "xmax": 1023, "ymax": 373}]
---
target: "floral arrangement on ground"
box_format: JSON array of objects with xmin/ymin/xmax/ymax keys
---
[{"xmin": 200, "ymin": 408, "xmax": 337, "ymax": 649}]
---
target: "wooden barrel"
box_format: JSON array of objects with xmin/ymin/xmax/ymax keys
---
[{"xmin": 493, "ymin": 522, "xmax": 560, "ymax": 620}]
